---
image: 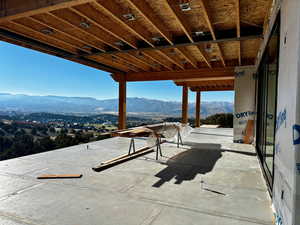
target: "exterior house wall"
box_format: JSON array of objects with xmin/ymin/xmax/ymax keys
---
[
  {"xmin": 233, "ymin": 66, "xmax": 256, "ymax": 143},
  {"xmin": 271, "ymin": 0, "xmax": 300, "ymax": 224}
]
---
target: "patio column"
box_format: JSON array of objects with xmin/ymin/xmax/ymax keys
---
[
  {"xmin": 195, "ymin": 91, "xmax": 201, "ymax": 127},
  {"xmin": 182, "ymin": 86, "xmax": 188, "ymax": 124},
  {"xmin": 118, "ymin": 80, "xmax": 126, "ymax": 130}
]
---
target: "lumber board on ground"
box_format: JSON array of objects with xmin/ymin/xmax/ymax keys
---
[
  {"xmin": 92, "ymin": 146, "xmax": 154, "ymax": 172},
  {"xmin": 37, "ymin": 174, "xmax": 82, "ymax": 179}
]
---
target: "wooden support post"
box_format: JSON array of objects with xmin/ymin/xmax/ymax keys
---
[
  {"xmin": 182, "ymin": 86, "xmax": 188, "ymax": 124},
  {"xmin": 118, "ymin": 80, "xmax": 126, "ymax": 130},
  {"xmin": 195, "ymin": 91, "xmax": 201, "ymax": 127}
]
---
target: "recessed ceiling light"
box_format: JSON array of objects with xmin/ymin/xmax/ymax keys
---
[
  {"xmin": 179, "ymin": 3, "xmax": 191, "ymax": 11},
  {"xmin": 194, "ymin": 31, "xmax": 205, "ymax": 36},
  {"xmin": 122, "ymin": 13, "xmax": 136, "ymax": 21},
  {"xmin": 79, "ymin": 22, "xmax": 90, "ymax": 29},
  {"xmin": 114, "ymin": 41, "xmax": 125, "ymax": 47},
  {"xmin": 41, "ymin": 28, "xmax": 54, "ymax": 35},
  {"xmin": 82, "ymin": 45, "xmax": 92, "ymax": 50},
  {"xmin": 151, "ymin": 37, "xmax": 162, "ymax": 42},
  {"xmin": 210, "ymin": 56, "xmax": 218, "ymax": 62}
]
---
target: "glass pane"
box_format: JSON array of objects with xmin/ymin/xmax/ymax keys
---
[{"xmin": 265, "ymin": 25, "xmax": 279, "ymax": 175}]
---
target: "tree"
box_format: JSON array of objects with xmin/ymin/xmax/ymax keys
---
[
  {"xmin": 31, "ymin": 128, "xmax": 37, "ymax": 135},
  {"xmin": 0, "ymin": 129, "xmax": 5, "ymax": 136},
  {"xmin": 37, "ymin": 137, "xmax": 56, "ymax": 152},
  {"xmin": 48, "ymin": 127, "xmax": 55, "ymax": 133}
]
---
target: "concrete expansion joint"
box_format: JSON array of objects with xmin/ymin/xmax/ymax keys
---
[{"xmin": 136, "ymin": 196, "xmax": 273, "ymax": 225}]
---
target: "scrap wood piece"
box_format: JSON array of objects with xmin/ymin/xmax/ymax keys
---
[
  {"xmin": 243, "ymin": 119, "xmax": 254, "ymax": 144},
  {"xmin": 37, "ymin": 174, "xmax": 82, "ymax": 179},
  {"xmin": 92, "ymin": 146, "xmax": 154, "ymax": 172}
]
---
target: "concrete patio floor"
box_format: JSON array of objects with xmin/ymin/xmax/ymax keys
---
[{"xmin": 0, "ymin": 128, "xmax": 274, "ymax": 225}]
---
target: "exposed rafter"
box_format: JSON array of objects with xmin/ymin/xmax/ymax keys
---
[
  {"xmin": 77, "ymin": 34, "xmax": 262, "ymax": 58},
  {"xmin": 154, "ymin": 50, "xmax": 184, "ymax": 70},
  {"xmin": 1, "ymin": 21, "xmax": 76, "ymax": 54},
  {"xmin": 199, "ymin": 0, "xmax": 226, "ymax": 67},
  {"xmin": 0, "ymin": 0, "xmax": 268, "ymax": 75},
  {"xmin": 69, "ymin": 6, "xmax": 137, "ymax": 49},
  {"xmin": 124, "ymin": 0, "xmax": 173, "ymax": 45},
  {"xmin": 92, "ymin": 0, "xmax": 155, "ymax": 47},
  {"xmin": 165, "ymin": 0, "xmax": 193, "ymax": 43},
  {"xmin": 196, "ymin": 46, "xmax": 212, "ymax": 68},
  {"xmin": 0, "ymin": 0, "xmax": 95, "ymax": 23},
  {"xmin": 0, "ymin": 27, "xmax": 124, "ymax": 74},
  {"xmin": 175, "ymin": 47, "xmax": 198, "ymax": 69},
  {"xmin": 26, "ymin": 16, "xmax": 91, "ymax": 53},
  {"xmin": 47, "ymin": 11, "xmax": 114, "ymax": 52},
  {"xmin": 142, "ymin": 51, "xmax": 173, "ymax": 71}
]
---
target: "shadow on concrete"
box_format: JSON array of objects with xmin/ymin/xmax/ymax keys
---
[
  {"xmin": 184, "ymin": 142, "xmax": 257, "ymax": 156},
  {"xmin": 152, "ymin": 143, "xmax": 222, "ymax": 188},
  {"xmin": 191, "ymin": 132, "xmax": 233, "ymax": 137}
]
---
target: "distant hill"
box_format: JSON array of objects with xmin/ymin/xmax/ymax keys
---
[{"xmin": 0, "ymin": 93, "xmax": 233, "ymax": 118}]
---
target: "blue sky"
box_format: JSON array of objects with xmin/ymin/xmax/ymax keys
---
[{"xmin": 0, "ymin": 41, "xmax": 234, "ymax": 102}]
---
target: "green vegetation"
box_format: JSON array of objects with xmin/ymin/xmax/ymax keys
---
[
  {"xmin": 0, "ymin": 112, "xmax": 233, "ymax": 161},
  {"xmin": 163, "ymin": 113, "xmax": 233, "ymax": 128},
  {"xmin": 0, "ymin": 121, "xmax": 111, "ymax": 161}
]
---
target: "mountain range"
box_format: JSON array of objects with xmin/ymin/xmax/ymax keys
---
[{"xmin": 0, "ymin": 93, "xmax": 233, "ymax": 118}]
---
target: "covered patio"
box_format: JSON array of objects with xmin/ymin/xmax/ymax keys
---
[
  {"xmin": 0, "ymin": 0, "xmax": 277, "ymax": 224},
  {"xmin": 0, "ymin": 0, "xmax": 270, "ymax": 129},
  {"xmin": 0, "ymin": 128, "xmax": 273, "ymax": 225}
]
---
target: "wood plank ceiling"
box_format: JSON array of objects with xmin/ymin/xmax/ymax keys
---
[{"xmin": 0, "ymin": 0, "xmax": 271, "ymax": 91}]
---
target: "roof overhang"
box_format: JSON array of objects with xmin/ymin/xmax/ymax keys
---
[{"xmin": 0, "ymin": 0, "xmax": 272, "ymax": 82}]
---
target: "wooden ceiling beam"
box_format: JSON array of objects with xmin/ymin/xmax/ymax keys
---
[
  {"xmin": 0, "ymin": 27, "xmax": 125, "ymax": 73},
  {"xmin": 26, "ymin": 16, "xmax": 91, "ymax": 54},
  {"xmin": 2, "ymin": 20, "xmax": 76, "ymax": 54},
  {"xmin": 115, "ymin": 53, "xmax": 151, "ymax": 71},
  {"xmin": 92, "ymin": 0, "xmax": 155, "ymax": 47},
  {"xmin": 157, "ymin": 50, "xmax": 185, "ymax": 70},
  {"xmin": 165, "ymin": 0, "xmax": 193, "ymax": 43},
  {"xmin": 88, "ymin": 55, "xmax": 131, "ymax": 72},
  {"xmin": 175, "ymin": 80, "xmax": 234, "ymax": 87},
  {"xmin": 69, "ymin": 7, "xmax": 137, "ymax": 49},
  {"xmin": 190, "ymin": 86, "xmax": 234, "ymax": 92},
  {"xmin": 175, "ymin": 47, "xmax": 198, "ymax": 69},
  {"xmin": 199, "ymin": 0, "xmax": 226, "ymax": 67},
  {"xmin": 196, "ymin": 46, "xmax": 212, "ymax": 68},
  {"xmin": 142, "ymin": 51, "xmax": 173, "ymax": 71},
  {"xmin": 112, "ymin": 67, "xmax": 235, "ymax": 82},
  {"xmin": 236, "ymin": 0, "xmax": 241, "ymax": 66},
  {"xmin": 80, "ymin": 34, "xmax": 261, "ymax": 59},
  {"xmin": 124, "ymin": 53, "xmax": 158, "ymax": 70},
  {"xmin": 125, "ymin": 0, "xmax": 173, "ymax": 45},
  {"xmin": 174, "ymin": 76, "xmax": 234, "ymax": 83},
  {"xmin": 31, "ymin": 13, "xmax": 107, "ymax": 52},
  {"xmin": 0, "ymin": 0, "xmax": 95, "ymax": 23},
  {"xmin": 47, "ymin": 12, "xmax": 113, "ymax": 51}
]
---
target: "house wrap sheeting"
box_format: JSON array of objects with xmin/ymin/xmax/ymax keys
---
[
  {"xmin": 233, "ymin": 66, "xmax": 256, "ymax": 143},
  {"xmin": 272, "ymin": 0, "xmax": 300, "ymax": 224}
]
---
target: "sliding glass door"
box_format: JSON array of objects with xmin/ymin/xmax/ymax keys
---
[{"xmin": 256, "ymin": 17, "xmax": 280, "ymax": 190}]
